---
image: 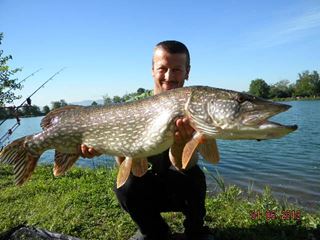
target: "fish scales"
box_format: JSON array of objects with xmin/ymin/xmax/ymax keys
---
[
  {"xmin": 0, "ymin": 86, "xmax": 297, "ymax": 186},
  {"xmin": 29, "ymin": 87, "xmax": 192, "ymax": 158}
]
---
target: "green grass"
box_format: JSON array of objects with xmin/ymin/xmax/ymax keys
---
[
  {"xmin": 272, "ymin": 96, "xmax": 320, "ymax": 101},
  {"xmin": 0, "ymin": 165, "xmax": 319, "ymax": 240}
]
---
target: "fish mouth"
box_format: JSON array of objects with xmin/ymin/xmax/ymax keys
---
[
  {"xmin": 243, "ymin": 101, "xmax": 292, "ymax": 126},
  {"xmin": 258, "ymin": 120, "xmax": 298, "ymax": 130},
  {"xmin": 240, "ymin": 100, "xmax": 297, "ymax": 139},
  {"xmin": 255, "ymin": 121, "xmax": 298, "ymax": 139}
]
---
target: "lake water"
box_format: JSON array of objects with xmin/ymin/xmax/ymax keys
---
[{"xmin": 1, "ymin": 101, "xmax": 319, "ymax": 213}]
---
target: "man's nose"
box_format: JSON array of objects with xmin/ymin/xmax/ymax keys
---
[{"xmin": 164, "ymin": 69, "xmax": 174, "ymax": 81}]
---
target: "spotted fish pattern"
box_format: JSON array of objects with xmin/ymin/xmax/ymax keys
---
[{"xmin": 0, "ymin": 86, "xmax": 297, "ymax": 186}]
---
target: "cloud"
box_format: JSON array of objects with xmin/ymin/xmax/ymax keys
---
[{"xmin": 246, "ymin": 8, "xmax": 320, "ymax": 49}]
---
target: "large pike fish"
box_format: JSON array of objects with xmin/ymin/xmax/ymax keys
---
[{"xmin": 0, "ymin": 86, "xmax": 297, "ymax": 188}]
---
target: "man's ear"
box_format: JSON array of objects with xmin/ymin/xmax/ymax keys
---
[
  {"xmin": 185, "ymin": 65, "xmax": 191, "ymax": 80},
  {"xmin": 151, "ymin": 67, "xmax": 155, "ymax": 78}
]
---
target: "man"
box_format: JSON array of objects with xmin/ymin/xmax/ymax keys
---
[{"xmin": 81, "ymin": 41, "xmax": 213, "ymax": 240}]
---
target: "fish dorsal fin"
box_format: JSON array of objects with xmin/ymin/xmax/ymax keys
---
[
  {"xmin": 53, "ymin": 151, "xmax": 80, "ymax": 176},
  {"xmin": 131, "ymin": 158, "xmax": 149, "ymax": 177},
  {"xmin": 182, "ymin": 132, "xmax": 204, "ymax": 169},
  {"xmin": 117, "ymin": 157, "xmax": 133, "ymax": 188},
  {"xmin": 197, "ymin": 138, "xmax": 220, "ymax": 164},
  {"xmin": 41, "ymin": 105, "xmax": 83, "ymax": 130}
]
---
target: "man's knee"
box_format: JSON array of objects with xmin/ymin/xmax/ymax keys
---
[
  {"xmin": 185, "ymin": 165, "xmax": 206, "ymax": 188},
  {"xmin": 114, "ymin": 173, "xmax": 157, "ymax": 211}
]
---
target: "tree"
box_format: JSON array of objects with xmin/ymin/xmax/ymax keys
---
[
  {"xmin": 60, "ymin": 99, "xmax": 68, "ymax": 107},
  {"xmin": 112, "ymin": 95, "xmax": 123, "ymax": 103},
  {"xmin": 294, "ymin": 70, "xmax": 320, "ymax": 97},
  {"xmin": 22, "ymin": 105, "xmax": 42, "ymax": 116},
  {"xmin": 0, "ymin": 32, "xmax": 22, "ymax": 106},
  {"xmin": 269, "ymin": 80, "xmax": 293, "ymax": 98},
  {"xmin": 137, "ymin": 88, "xmax": 146, "ymax": 94},
  {"xmin": 103, "ymin": 94, "xmax": 112, "ymax": 105},
  {"xmin": 42, "ymin": 105, "xmax": 50, "ymax": 114},
  {"xmin": 91, "ymin": 101, "xmax": 98, "ymax": 106},
  {"xmin": 51, "ymin": 99, "xmax": 68, "ymax": 110},
  {"xmin": 249, "ymin": 78, "xmax": 270, "ymax": 98}
]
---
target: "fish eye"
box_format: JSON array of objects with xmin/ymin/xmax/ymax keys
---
[{"xmin": 236, "ymin": 95, "xmax": 246, "ymax": 103}]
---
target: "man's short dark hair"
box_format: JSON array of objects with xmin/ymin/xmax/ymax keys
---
[{"xmin": 153, "ymin": 40, "xmax": 190, "ymax": 68}]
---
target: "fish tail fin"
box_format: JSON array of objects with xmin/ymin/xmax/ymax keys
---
[
  {"xmin": 53, "ymin": 151, "xmax": 80, "ymax": 176},
  {"xmin": 0, "ymin": 136, "xmax": 41, "ymax": 185}
]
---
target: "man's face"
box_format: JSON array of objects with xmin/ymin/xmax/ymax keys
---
[{"xmin": 152, "ymin": 48, "xmax": 190, "ymax": 95}]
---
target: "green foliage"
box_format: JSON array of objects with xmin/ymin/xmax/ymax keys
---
[
  {"xmin": 103, "ymin": 88, "xmax": 153, "ymax": 105},
  {"xmin": 51, "ymin": 99, "xmax": 68, "ymax": 110},
  {"xmin": 103, "ymin": 94, "xmax": 112, "ymax": 105},
  {"xmin": 269, "ymin": 80, "xmax": 294, "ymax": 98},
  {"xmin": 248, "ymin": 71, "xmax": 320, "ymax": 99},
  {"xmin": 137, "ymin": 87, "xmax": 146, "ymax": 94},
  {"xmin": 0, "ymin": 165, "xmax": 319, "ymax": 240},
  {"xmin": 294, "ymin": 70, "xmax": 320, "ymax": 97},
  {"xmin": 203, "ymin": 167, "xmax": 226, "ymax": 192},
  {"xmin": 0, "ymin": 32, "xmax": 22, "ymax": 106},
  {"xmin": 91, "ymin": 101, "xmax": 98, "ymax": 106},
  {"xmin": 21, "ymin": 105, "xmax": 42, "ymax": 117},
  {"xmin": 124, "ymin": 89, "xmax": 153, "ymax": 102},
  {"xmin": 42, "ymin": 105, "xmax": 50, "ymax": 114},
  {"xmin": 112, "ymin": 95, "xmax": 123, "ymax": 103},
  {"xmin": 249, "ymin": 79, "xmax": 270, "ymax": 98},
  {"xmin": 0, "ymin": 165, "xmax": 135, "ymax": 240}
]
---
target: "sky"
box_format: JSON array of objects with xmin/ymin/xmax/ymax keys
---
[{"xmin": 1, "ymin": 0, "xmax": 320, "ymax": 107}]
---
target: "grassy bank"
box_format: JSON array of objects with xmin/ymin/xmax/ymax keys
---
[
  {"xmin": 273, "ymin": 96, "xmax": 320, "ymax": 102},
  {"xmin": 0, "ymin": 165, "xmax": 319, "ymax": 240}
]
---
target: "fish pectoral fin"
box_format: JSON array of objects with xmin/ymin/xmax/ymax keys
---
[
  {"xmin": 197, "ymin": 138, "xmax": 220, "ymax": 164},
  {"xmin": 117, "ymin": 157, "xmax": 133, "ymax": 189},
  {"xmin": 53, "ymin": 151, "xmax": 80, "ymax": 176},
  {"xmin": 182, "ymin": 132, "xmax": 205, "ymax": 169},
  {"xmin": 131, "ymin": 158, "xmax": 149, "ymax": 177}
]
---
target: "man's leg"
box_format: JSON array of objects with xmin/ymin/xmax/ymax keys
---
[
  {"xmin": 114, "ymin": 172, "xmax": 170, "ymax": 240},
  {"xmin": 162, "ymin": 165, "xmax": 207, "ymax": 235},
  {"xmin": 181, "ymin": 165, "xmax": 207, "ymax": 235}
]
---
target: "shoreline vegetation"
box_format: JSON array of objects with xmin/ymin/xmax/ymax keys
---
[{"xmin": 0, "ymin": 165, "xmax": 319, "ymax": 240}]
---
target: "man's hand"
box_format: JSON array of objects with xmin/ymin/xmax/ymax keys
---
[
  {"xmin": 169, "ymin": 117, "xmax": 195, "ymax": 169},
  {"xmin": 174, "ymin": 117, "xmax": 195, "ymax": 145},
  {"xmin": 80, "ymin": 144, "xmax": 101, "ymax": 158}
]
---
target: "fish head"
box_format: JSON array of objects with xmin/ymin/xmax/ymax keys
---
[{"xmin": 187, "ymin": 87, "xmax": 297, "ymax": 140}]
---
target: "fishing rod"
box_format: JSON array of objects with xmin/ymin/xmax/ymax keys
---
[
  {"xmin": 0, "ymin": 68, "xmax": 42, "ymax": 99},
  {"xmin": 0, "ymin": 120, "xmax": 20, "ymax": 151},
  {"xmin": 0, "ymin": 67, "xmax": 66, "ymax": 126},
  {"xmin": 0, "ymin": 68, "xmax": 66, "ymax": 150},
  {"xmin": 20, "ymin": 67, "xmax": 66, "ymax": 107}
]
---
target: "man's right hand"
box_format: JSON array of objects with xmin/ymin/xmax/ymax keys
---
[
  {"xmin": 80, "ymin": 144, "xmax": 101, "ymax": 158},
  {"xmin": 80, "ymin": 144, "xmax": 125, "ymax": 166}
]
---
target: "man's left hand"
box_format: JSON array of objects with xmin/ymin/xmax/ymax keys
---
[{"xmin": 174, "ymin": 117, "xmax": 195, "ymax": 145}]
